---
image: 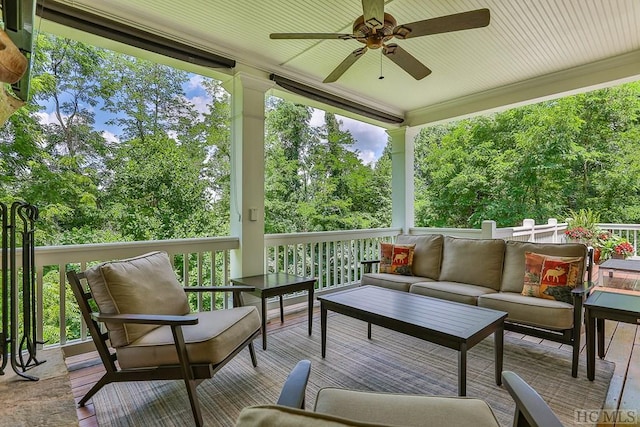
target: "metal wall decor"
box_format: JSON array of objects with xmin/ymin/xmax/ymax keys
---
[{"xmin": 1, "ymin": 201, "xmax": 44, "ymax": 380}]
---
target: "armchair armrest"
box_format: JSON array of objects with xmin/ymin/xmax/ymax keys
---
[
  {"xmin": 93, "ymin": 312, "xmax": 198, "ymax": 326},
  {"xmin": 571, "ymin": 281, "xmax": 596, "ymax": 297},
  {"xmin": 276, "ymin": 360, "xmax": 311, "ymax": 409},
  {"xmin": 361, "ymin": 260, "xmax": 380, "ymax": 274},
  {"xmin": 502, "ymin": 371, "xmax": 562, "ymax": 427}
]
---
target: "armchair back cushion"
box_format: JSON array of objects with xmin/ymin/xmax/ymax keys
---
[
  {"xmin": 439, "ymin": 236, "xmax": 505, "ymax": 290},
  {"xmin": 84, "ymin": 251, "xmax": 190, "ymax": 347},
  {"xmin": 395, "ymin": 234, "xmax": 443, "ymax": 280},
  {"xmin": 501, "ymin": 241, "xmax": 587, "ymax": 294}
]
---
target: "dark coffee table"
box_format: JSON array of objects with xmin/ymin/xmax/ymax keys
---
[
  {"xmin": 231, "ymin": 273, "xmax": 316, "ymax": 350},
  {"xmin": 317, "ymin": 286, "xmax": 507, "ymax": 396},
  {"xmin": 585, "ymin": 290, "xmax": 640, "ymax": 381}
]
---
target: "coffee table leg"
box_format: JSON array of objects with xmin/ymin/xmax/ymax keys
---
[
  {"xmin": 308, "ymin": 285, "xmax": 314, "ymax": 336},
  {"xmin": 586, "ymin": 308, "xmax": 595, "ymax": 381},
  {"xmin": 495, "ymin": 324, "xmax": 503, "ymax": 386},
  {"xmin": 458, "ymin": 343, "xmax": 467, "ymax": 396},
  {"xmin": 279, "ymin": 295, "xmax": 284, "ymax": 323},
  {"xmin": 321, "ymin": 303, "xmax": 327, "ymax": 358},
  {"xmin": 261, "ymin": 296, "xmax": 267, "ymax": 350}
]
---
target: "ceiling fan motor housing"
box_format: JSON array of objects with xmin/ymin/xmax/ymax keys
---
[{"xmin": 353, "ymin": 13, "xmax": 397, "ymax": 49}]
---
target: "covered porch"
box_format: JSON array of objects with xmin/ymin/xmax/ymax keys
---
[{"xmin": 2, "ymin": 0, "xmax": 640, "ymax": 425}]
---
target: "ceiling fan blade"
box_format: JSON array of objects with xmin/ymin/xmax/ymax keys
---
[
  {"xmin": 393, "ymin": 8, "xmax": 490, "ymax": 39},
  {"xmin": 361, "ymin": 0, "xmax": 385, "ymax": 29},
  {"xmin": 383, "ymin": 44, "xmax": 431, "ymax": 80},
  {"xmin": 270, "ymin": 33, "xmax": 357, "ymax": 40},
  {"xmin": 323, "ymin": 47, "xmax": 368, "ymax": 83}
]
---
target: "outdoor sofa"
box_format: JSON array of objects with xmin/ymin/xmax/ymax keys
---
[{"xmin": 361, "ymin": 234, "xmax": 593, "ymax": 377}]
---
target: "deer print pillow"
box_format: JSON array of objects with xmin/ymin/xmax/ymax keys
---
[
  {"xmin": 379, "ymin": 243, "xmax": 416, "ymax": 275},
  {"xmin": 521, "ymin": 252, "xmax": 583, "ymax": 304}
]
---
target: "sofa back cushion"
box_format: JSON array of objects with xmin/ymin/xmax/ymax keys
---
[
  {"xmin": 439, "ymin": 236, "xmax": 505, "ymax": 290},
  {"xmin": 395, "ymin": 234, "xmax": 443, "ymax": 280},
  {"xmin": 84, "ymin": 251, "xmax": 190, "ymax": 348},
  {"xmin": 501, "ymin": 241, "xmax": 588, "ymax": 293}
]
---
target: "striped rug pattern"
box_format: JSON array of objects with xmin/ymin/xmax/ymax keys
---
[{"xmin": 93, "ymin": 314, "xmax": 614, "ymax": 426}]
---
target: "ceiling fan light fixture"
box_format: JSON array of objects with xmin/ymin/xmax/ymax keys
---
[{"xmin": 270, "ymin": 2, "xmax": 490, "ymax": 82}]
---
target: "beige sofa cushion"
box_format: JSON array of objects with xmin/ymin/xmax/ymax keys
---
[
  {"xmin": 396, "ymin": 234, "xmax": 443, "ymax": 279},
  {"xmin": 84, "ymin": 251, "xmax": 190, "ymax": 348},
  {"xmin": 236, "ymin": 405, "xmax": 386, "ymax": 427},
  {"xmin": 314, "ymin": 388, "xmax": 500, "ymax": 427},
  {"xmin": 478, "ymin": 292, "xmax": 574, "ymax": 330},
  {"xmin": 361, "ymin": 273, "xmax": 432, "ymax": 292},
  {"xmin": 439, "ymin": 237, "xmax": 505, "ymax": 290},
  {"xmin": 116, "ymin": 306, "xmax": 260, "ymax": 368},
  {"xmin": 501, "ymin": 241, "xmax": 588, "ymax": 293},
  {"xmin": 410, "ymin": 281, "xmax": 497, "ymax": 305}
]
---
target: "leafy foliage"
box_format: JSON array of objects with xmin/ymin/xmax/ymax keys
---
[{"xmin": 415, "ymin": 82, "xmax": 640, "ymax": 227}]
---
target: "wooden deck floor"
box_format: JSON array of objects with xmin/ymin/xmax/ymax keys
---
[{"xmin": 67, "ymin": 273, "xmax": 640, "ymax": 427}]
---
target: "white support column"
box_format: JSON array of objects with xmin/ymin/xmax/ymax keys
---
[
  {"xmin": 386, "ymin": 126, "xmax": 418, "ymax": 233},
  {"xmin": 224, "ymin": 71, "xmax": 274, "ymax": 277}
]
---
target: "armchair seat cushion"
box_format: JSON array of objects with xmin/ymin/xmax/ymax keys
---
[
  {"xmin": 478, "ymin": 292, "xmax": 573, "ymax": 330},
  {"xmin": 314, "ymin": 388, "xmax": 500, "ymax": 427},
  {"xmin": 116, "ymin": 306, "xmax": 260, "ymax": 369},
  {"xmin": 409, "ymin": 281, "xmax": 497, "ymax": 305}
]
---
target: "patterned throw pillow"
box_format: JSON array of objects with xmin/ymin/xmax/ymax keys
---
[
  {"xmin": 521, "ymin": 252, "xmax": 583, "ymax": 304},
  {"xmin": 390, "ymin": 244, "xmax": 416, "ymax": 275},
  {"xmin": 379, "ymin": 242, "xmax": 394, "ymax": 273},
  {"xmin": 379, "ymin": 243, "xmax": 415, "ymax": 275}
]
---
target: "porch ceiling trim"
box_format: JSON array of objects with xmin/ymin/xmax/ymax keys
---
[
  {"xmin": 270, "ymin": 74, "xmax": 405, "ymax": 124},
  {"xmin": 36, "ymin": 0, "xmax": 235, "ymax": 70}
]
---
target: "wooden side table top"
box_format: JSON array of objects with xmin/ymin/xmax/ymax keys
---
[
  {"xmin": 599, "ymin": 258, "xmax": 640, "ymax": 273},
  {"xmin": 585, "ymin": 290, "xmax": 640, "ymax": 317},
  {"xmin": 231, "ymin": 273, "xmax": 315, "ymax": 293}
]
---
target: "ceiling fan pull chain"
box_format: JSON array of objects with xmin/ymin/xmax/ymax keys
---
[{"xmin": 379, "ymin": 52, "xmax": 384, "ymax": 80}]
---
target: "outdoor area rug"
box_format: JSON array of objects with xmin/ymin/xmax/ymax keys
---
[{"xmin": 93, "ymin": 314, "xmax": 615, "ymax": 427}]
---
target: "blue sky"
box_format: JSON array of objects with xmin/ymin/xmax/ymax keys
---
[{"xmin": 36, "ymin": 74, "xmax": 389, "ymax": 164}]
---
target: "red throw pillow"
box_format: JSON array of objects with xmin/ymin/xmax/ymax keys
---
[
  {"xmin": 522, "ymin": 252, "xmax": 583, "ymax": 303},
  {"xmin": 390, "ymin": 244, "xmax": 415, "ymax": 275},
  {"xmin": 379, "ymin": 243, "xmax": 416, "ymax": 275}
]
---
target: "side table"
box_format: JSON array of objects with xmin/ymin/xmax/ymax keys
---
[
  {"xmin": 231, "ymin": 273, "xmax": 316, "ymax": 350},
  {"xmin": 585, "ymin": 290, "xmax": 640, "ymax": 381}
]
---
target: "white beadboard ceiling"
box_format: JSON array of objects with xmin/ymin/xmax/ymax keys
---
[{"xmin": 41, "ymin": 0, "xmax": 640, "ymax": 128}]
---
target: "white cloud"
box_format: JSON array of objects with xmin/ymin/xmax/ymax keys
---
[
  {"xmin": 358, "ymin": 149, "xmax": 377, "ymax": 166},
  {"xmin": 102, "ymin": 130, "xmax": 120, "ymax": 144},
  {"xmin": 34, "ymin": 111, "xmax": 59, "ymax": 125},
  {"xmin": 310, "ymin": 108, "xmax": 325, "ymax": 127},
  {"xmin": 189, "ymin": 95, "xmax": 211, "ymax": 116},
  {"xmin": 336, "ymin": 115, "xmax": 388, "ymax": 160},
  {"xmin": 187, "ymin": 75, "xmax": 204, "ymax": 90}
]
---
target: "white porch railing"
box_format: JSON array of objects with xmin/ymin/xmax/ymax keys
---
[
  {"xmin": 264, "ymin": 227, "xmax": 401, "ymax": 292},
  {"xmin": 9, "ymin": 219, "xmax": 640, "ymax": 356}
]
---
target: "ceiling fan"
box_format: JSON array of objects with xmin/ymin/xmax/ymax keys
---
[{"xmin": 270, "ymin": 0, "xmax": 490, "ymax": 83}]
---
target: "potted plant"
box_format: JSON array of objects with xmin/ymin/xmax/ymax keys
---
[
  {"xmin": 600, "ymin": 235, "xmax": 635, "ymax": 261},
  {"xmin": 611, "ymin": 240, "xmax": 634, "ymax": 259},
  {"xmin": 565, "ymin": 208, "xmax": 601, "ymax": 245}
]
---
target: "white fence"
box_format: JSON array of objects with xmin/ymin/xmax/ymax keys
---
[{"xmin": 7, "ymin": 219, "xmax": 639, "ymax": 355}]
